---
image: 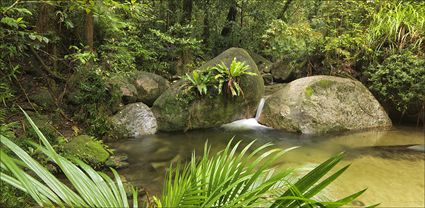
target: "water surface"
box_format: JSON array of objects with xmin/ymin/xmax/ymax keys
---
[{"xmin": 110, "ymin": 126, "xmax": 424, "ymax": 207}]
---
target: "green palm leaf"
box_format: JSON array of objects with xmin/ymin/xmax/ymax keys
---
[{"xmin": 0, "ymin": 109, "xmax": 138, "ymax": 207}]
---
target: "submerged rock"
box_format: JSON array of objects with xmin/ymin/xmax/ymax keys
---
[
  {"xmin": 105, "ymin": 153, "xmax": 129, "ymax": 169},
  {"xmin": 111, "ymin": 102, "xmax": 157, "ymax": 137},
  {"xmin": 131, "ymin": 71, "xmax": 170, "ymax": 106},
  {"xmin": 152, "ymin": 47, "xmax": 265, "ymax": 131},
  {"xmin": 259, "ymin": 75, "xmax": 392, "ymax": 134}
]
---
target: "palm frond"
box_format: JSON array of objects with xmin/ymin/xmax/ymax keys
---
[
  {"xmin": 0, "ymin": 109, "xmax": 138, "ymax": 207},
  {"xmin": 158, "ymin": 139, "xmax": 367, "ymax": 207}
]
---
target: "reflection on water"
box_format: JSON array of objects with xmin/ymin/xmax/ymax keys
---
[{"xmin": 109, "ymin": 126, "xmax": 425, "ymax": 207}]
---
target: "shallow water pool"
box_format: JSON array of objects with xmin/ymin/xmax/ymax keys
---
[{"xmin": 110, "ymin": 126, "xmax": 424, "ymax": 207}]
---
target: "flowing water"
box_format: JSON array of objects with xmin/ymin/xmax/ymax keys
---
[{"xmin": 110, "ymin": 126, "xmax": 424, "ymax": 207}]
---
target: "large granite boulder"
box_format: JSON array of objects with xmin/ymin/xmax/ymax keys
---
[
  {"xmin": 258, "ymin": 76, "xmax": 392, "ymax": 134},
  {"xmin": 131, "ymin": 71, "xmax": 170, "ymax": 106},
  {"xmin": 111, "ymin": 102, "xmax": 157, "ymax": 137},
  {"xmin": 152, "ymin": 48, "xmax": 265, "ymax": 131}
]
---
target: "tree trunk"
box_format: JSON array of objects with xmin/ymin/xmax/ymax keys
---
[
  {"xmin": 85, "ymin": 10, "xmax": 94, "ymax": 52},
  {"xmin": 36, "ymin": 3, "xmax": 58, "ymax": 69},
  {"xmin": 181, "ymin": 0, "xmax": 193, "ymax": 25},
  {"xmin": 221, "ymin": 1, "xmax": 238, "ymax": 37},
  {"xmin": 167, "ymin": 0, "xmax": 177, "ymax": 27},
  {"xmin": 277, "ymin": 0, "xmax": 293, "ymax": 21},
  {"xmin": 202, "ymin": 0, "xmax": 210, "ymax": 47}
]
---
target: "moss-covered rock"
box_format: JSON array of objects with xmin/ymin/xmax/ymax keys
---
[
  {"xmin": 152, "ymin": 48, "xmax": 265, "ymax": 131},
  {"xmin": 259, "ymin": 75, "xmax": 392, "ymax": 134},
  {"xmin": 131, "ymin": 71, "xmax": 170, "ymax": 106},
  {"xmin": 63, "ymin": 135, "xmax": 110, "ymax": 167}
]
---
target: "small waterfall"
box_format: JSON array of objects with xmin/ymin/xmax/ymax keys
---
[
  {"xmin": 255, "ymin": 98, "xmax": 266, "ymax": 121},
  {"xmin": 221, "ymin": 97, "xmax": 270, "ymax": 131}
]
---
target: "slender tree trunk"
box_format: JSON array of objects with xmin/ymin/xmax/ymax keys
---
[
  {"xmin": 167, "ymin": 0, "xmax": 177, "ymax": 27},
  {"xmin": 36, "ymin": 3, "xmax": 60, "ymax": 71},
  {"xmin": 85, "ymin": 10, "xmax": 94, "ymax": 52},
  {"xmin": 181, "ymin": 0, "xmax": 193, "ymax": 25},
  {"xmin": 240, "ymin": 0, "xmax": 244, "ymax": 29},
  {"xmin": 277, "ymin": 0, "xmax": 293, "ymax": 21},
  {"xmin": 202, "ymin": 0, "xmax": 210, "ymax": 47},
  {"xmin": 221, "ymin": 0, "xmax": 238, "ymax": 37}
]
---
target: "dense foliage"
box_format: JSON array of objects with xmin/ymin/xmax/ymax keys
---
[
  {"xmin": 1, "ymin": 0, "xmax": 423, "ymax": 136},
  {"xmin": 0, "ymin": 0, "xmax": 423, "ymax": 205}
]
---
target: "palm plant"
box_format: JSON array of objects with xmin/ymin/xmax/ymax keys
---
[
  {"xmin": 1, "ymin": 111, "xmax": 374, "ymax": 208},
  {"xmin": 212, "ymin": 58, "xmax": 257, "ymax": 97},
  {"xmin": 0, "ymin": 110, "xmax": 138, "ymax": 208},
  {"xmin": 156, "ymin": 139, "xmax": 371, "ymax": 207}
]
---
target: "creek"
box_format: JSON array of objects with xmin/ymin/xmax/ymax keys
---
[{"xmin": 110, "ymin": 125, "xmax": 424, "ymax": 207}]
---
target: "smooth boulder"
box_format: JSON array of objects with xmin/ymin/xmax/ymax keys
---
[
  {"xmin": 112, "ymin": 102, "xmax": 157, "ymax": 137},
  {"xmin": 131, "ymin": 71, "xmax": 170, "ymax": 106},
  {"xmin": 258, "ymin": 76, "xmax": 392, "ymax": 134},
  {"xmin": 152, "ymin": 47, "xmax": 265, "ymax": 131}
]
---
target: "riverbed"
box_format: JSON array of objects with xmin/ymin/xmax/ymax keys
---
[{"xmin": 110, "ymin": 126, "xmax": 424, "ymax": 207}]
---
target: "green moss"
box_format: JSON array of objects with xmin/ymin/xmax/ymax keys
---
[
  {"xmin": 317, "ymin": 79, "xmax": 334, "ymax": 88},
  {"xmin": 63, "ymin": 135, "xmax": 110, "ymax": 167},
  {"xmin": 305, "ymin": 87, "xmax": 314, "ymax": 98}
]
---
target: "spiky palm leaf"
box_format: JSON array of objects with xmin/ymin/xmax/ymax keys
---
[
  {"xmin": 0, "ymin": 109, "xmax": 138, "ymax": 208},
  {"xmin": 157, "ymin": 139, "xmax": 369, "ymax": 208}
]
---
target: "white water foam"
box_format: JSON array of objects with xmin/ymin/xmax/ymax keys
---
[{"xmin": 221, "ymin": 97, "xmax": 270, "ymax": 130}]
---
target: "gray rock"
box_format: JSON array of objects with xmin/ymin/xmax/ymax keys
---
[
  {"xmin": 112, "ymin": 102, "xmax": 157, "ymax": 137},
  {"xmin": 152, "ymin": 47, "xmax": 265, "ymax": 131},
  {"xmin": 107, "ymin": 75, "xmax": 138, "ymax": 104},
  {"xmin": 270, "ymin": 59, "xmax": 294, "ymax": 82},
  {"xmin": 258, "ymin": 76, "xmax": 392, "ymax": 134},
  {"xmin": 131, "ymin": 71, "xmax": 170, "ymax": 106}
]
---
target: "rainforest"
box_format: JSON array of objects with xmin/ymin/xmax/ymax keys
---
[{"xmin": 1, "ymin": 0, "xmax": 424, "ymax": 207}]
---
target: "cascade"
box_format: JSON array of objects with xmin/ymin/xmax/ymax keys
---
[
  {"xmin": 255, "ymin": 97, "xmax": 266, "ymax": 121},
  {"xmin": 221, "ymin": 97, "xmax": 270, "ymax": 130}
]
